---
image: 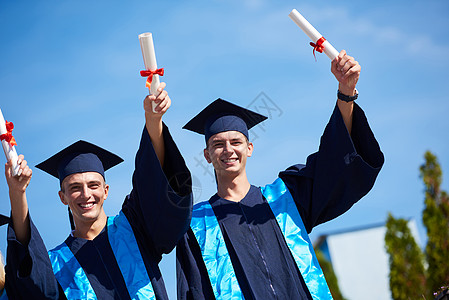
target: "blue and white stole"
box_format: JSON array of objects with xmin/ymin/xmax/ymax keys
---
[
  {"xmin": 48, "ymin": 211, "xmax": 155, "ymax": 300},
  {"xmin": 190, "ymin": 178, "xmax": 333, "ymax": 300}
]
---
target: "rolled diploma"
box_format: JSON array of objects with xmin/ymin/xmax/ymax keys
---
[
  {"xmin": 139, "ymin": 32, "xmax": 160, "ymax": 112},
  {"xmin": 289, "ymin": 9, "xmax": 339, "ymax": 60},
  {"xmin": 0, "ymin": 109, "xmax": 19, "ymax": 176}
]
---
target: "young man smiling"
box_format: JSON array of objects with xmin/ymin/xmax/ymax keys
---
[
  {"xmin": 4, "ymin": 83, "xmax": 193, "ymax": 299},
  {"xmin": 176, "ymin": 51, "xmax": 385, "ymax": 299},
  {"xmin": 59, "ymin": 171, "xmax": 110, "ymax": 240}
]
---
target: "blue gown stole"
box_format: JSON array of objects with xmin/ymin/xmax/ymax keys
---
[
  {"xmin": 190, "ymin": 178, "xmax": 333, "ymax": 300},
  {"xmin": 48, "ymin": 211, "xmax": 155, "ymax": 300}
]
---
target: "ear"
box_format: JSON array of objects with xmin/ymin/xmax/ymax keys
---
[
  {"xmin": 247, "ymin": 142, "xmax": 254, "ymax": 157},
  {"xmin": 58, "ymin": 190, "xmax": 68, "ymax": 205},
  {"xmin": 204, "ymin": 148, "xmax": 212, "ymax": 164},
  {"xmin": 103, "ymin": 184, "xmax": 109, "ymax": 200}
]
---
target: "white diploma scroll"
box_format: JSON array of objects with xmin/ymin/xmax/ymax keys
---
[
  {"xmin": 139, "ymin": 32, "xmax": 161, "ymax": 113},
  {"xmin": 288, "ymin": 9, "xmax": 339, "ymax": 60},
  {"xmin": 0, "ymin": 108, "xmax": 20, "ymax": 176}
]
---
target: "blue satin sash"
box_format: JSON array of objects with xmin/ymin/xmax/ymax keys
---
[
  {"xmin": 48, "ymin": 211, "xmax": 155, "ymax": 299},
  {"xmin": 190, "ymin": 178, "xmax": 333, "ymax": 299},
  {"xmin": 261, "ymin": 178, "xmax": 332, "ymax": 300},
  {"xmin": 190, "ymin": 201, "xmax": 244, "ymax": 299},
  {"xmin": 48, "ymin": 242, "xmax": 97, "ymax": 300}
]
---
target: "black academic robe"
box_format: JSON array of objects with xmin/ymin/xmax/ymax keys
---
[
  {"xmin": 176, "ymin": 103, "xmax": 384, "ymax": 299},
  {"xmin": 5, "ymin": 124, "xmax": 193, "ymax": 300}
]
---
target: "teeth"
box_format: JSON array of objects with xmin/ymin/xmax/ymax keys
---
[
  {"xmin": 80, "ymin": 203, "xmax": 94, "ymax": 208},
  {"xmin": 223, "ymin": 159, "xmax": 237, "ymax": 162}
]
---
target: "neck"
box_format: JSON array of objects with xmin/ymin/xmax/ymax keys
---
[
  {"xmin": 73, "ymin": 212, "xmax": 107, "ymax": 240},
  {"xmin": 216, "ymin": 170, "xmax": 251, "ymax": 202}
]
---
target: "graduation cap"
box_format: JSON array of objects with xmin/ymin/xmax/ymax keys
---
[
  {"xmin": 0, "ymin": 214, "xmax": 10, "ymax": 227},
  {"xmin": 36, "ymin": 141, "xmax": 123, "ymax": 231},
  {"xmin": 183, "ymin": 98, "xmax": 268, "ymax": 143},
  {"xmin": 36, "ymin": 140, "xmax": 123, "ymax": 185}
]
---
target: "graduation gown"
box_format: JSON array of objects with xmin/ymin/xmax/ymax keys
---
[
  {"xmin": 176, "ymin": 103, "xmax": 384, "ymax": 299},
  {"xmin": 5, "ymin": 124, "xmax": 193, "ymax": 300}
]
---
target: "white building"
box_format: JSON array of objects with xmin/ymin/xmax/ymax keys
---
[{"xmin": 314, "ymin": 220, "xmax": 421, "ymax": 300}]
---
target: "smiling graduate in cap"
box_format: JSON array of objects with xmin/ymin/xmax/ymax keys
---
[
  {"xmin": 4, "ymin": 82, "xmax": 193, "ymax": 300},
  {"xmin": 176, "ymin": 50, "xmax": 385, "ymax": 300}
]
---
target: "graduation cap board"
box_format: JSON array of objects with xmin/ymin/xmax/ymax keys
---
[
  {"xmin": 0, "ymin": 214, "xmax": 9, "ymax": 227},
  {"xmin": 183, "ymin": 98, "xmax": 268, "ymax": 143},
  {"xmin": 36, "ymin": 140, "xmax": 123, "ymax": 185}
]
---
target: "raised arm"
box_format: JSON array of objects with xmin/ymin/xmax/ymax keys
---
[
  {"xmin": 4, "ymin": 156, "xmax": 61, "ymax": 298},
  {"xmin": 331, "ymin": 50, "xmax": 361, "ymax": 135},
  {"xmin": 144, "ymin": 82, "xmax": 170, "ymax": 166},
  {"xmin": 123, "ymin": 82, "xmax": 192, "ymax": 257},
  {"xmin": 280, "ymin": 52, "xmax": 383, "ymax": 232},
  {"xmin": 5, "ymin": 155, "xmax": 32, "ymax": 245}
]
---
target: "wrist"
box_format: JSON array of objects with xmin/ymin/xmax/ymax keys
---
[
  {"xmin": 338, "ymin": 83, "xmax": 357, "ymax": 96},
  {"xmin": 145, "ymin": 115, "xmax": 163, "ymax": 135},
  {"xmin": 337, "ymin": 89, "xmax": 358, "ymax": 102},
  {"xmin": 145, "ymin": 112, "xmax": 163, "ymax": 123}
]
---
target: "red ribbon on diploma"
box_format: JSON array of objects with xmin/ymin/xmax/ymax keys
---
[
  {"xmin": 309, "ymin": 37, "xmax": 326, "ymax": 61},
  {"xmin": 140, "ymin": 68, "xmax": 164, "ymax": 89},
  {"xmin": 0, "ymin": 121, "xmax": 17, "ymax": 147}
]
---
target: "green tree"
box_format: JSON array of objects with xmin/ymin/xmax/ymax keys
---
[
  {"xmin": 315, "ymin": 249, "xmax": 346, "ymax": 300},
  {"xmin": 385, "ymin": 213, "xmax": 427, "ymax": 299},
  {"xmin": 420, "ymin": 151, "xmax": 449, "ymax": 294}
]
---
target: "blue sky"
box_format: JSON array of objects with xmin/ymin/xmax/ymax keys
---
[{"xmin": 1, "ymin": 0, "xmax": 448, "ymax": 298}]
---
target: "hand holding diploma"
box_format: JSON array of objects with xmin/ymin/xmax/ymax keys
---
[
  {"xmin": 5, "ymin": 154, "xmax": 32, "ymax": 194},
  {"xmin": 139, "ymin": 32, "xmax": 164, "ymax": 113},
  {"xmin": 331, "ymin": 50, "xmax": 360, "ymax": 97},
  {"xmin": 144, "ymin": 82, "xmax": 171, "ymax": 117},
  {"xmin": 0, "ymin": 108, "xmax": 20, "ymax": 176}
]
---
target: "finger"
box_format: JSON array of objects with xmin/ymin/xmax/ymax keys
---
[
  {"xmin": 20, "ymin": 159, "xmax": 28, "ymax": 169},
  {"xmin": 337, "ymin": 55, "xmax": 351, "ymax": 72},
  {"xmin": 156, "ymin": 90, "xmax": 168, "ymax": 102},
  {"xmin": 157, "ymin": 96, "xmax": 171, "ymax": 113},
  {"xmin": 341, "ymin": 58, "xmax": 357, "ymax": 74},
  {"xmin": 5, "ymin": 163, "xmax": 11, "ymax": 178},
  {"xmin": 17, "ymin": 159, "xmax": 28, "ymax": 177},
  {"xmin": 158, "ymin": 82, "xmax": 166, "ymax": 92},
  {"xmin": 146, "ymin": 94, "xmax": 156, "ymax": 101},
  {"xmin": 22, "ymin": 165, "xmax": 32, "ymax": 178},
  {"xmin": 337, "ymin": 50, "xmax": 346, "ymax": 61},
  {"xmin": 17, "ymin": 154, "xmax": 24, "ymax": 164},
  {"xmin": 331, "ymin": 58, "xmax": 339, "ymax": 73},
  {"xmin": 160, "ymin": 96, "xmax": 171, "ymax": 112},
  {"xmin": 343, "ymin": 63, "xmax": 361, "ymax": 79},
  {"xmin": 143, "ymin": 95, "xmax": 156, "ymax": 112}
]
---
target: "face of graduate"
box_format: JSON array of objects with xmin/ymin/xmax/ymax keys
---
[
  {"xmin": 204, "ymin": 130, "xmax": 253, "ymax": 177},
  {"xmin": 59, "ymin": 172, "xmax": 109, "ymax": 228}
]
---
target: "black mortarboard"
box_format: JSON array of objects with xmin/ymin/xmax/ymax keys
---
[
  {"xmin": 36, "ymin": 140, "xmax": 123, "ymax": 185},
  {"xmin": 0, "ymin": 214, "xmax": 10, "ymax": 226},
  {"xmin": 183, "ymin": 98, "xmax": 268, "ymax": 143}
]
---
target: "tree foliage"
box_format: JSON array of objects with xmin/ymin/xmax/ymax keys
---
[
  {"xmin": 420, "ymin": 151, "xmax": 449, "ymax": 294},
  {"xmin": 385, "ymin": 213, "xmax": 427, "ymax": 299},
  {"xmin": 386, "ymin": 151, "xmax": 449, "ymax": 299},
  {"xmin": 315, "ymin": 249, "xmax": 346, "ymax": 300}
]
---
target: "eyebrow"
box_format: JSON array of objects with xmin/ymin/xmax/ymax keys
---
[
  {"xmin": 66, "ymin": 179, "xmax": 102, "ymax": 188},
  {"xmin": 211, "ymin": 137, "xmax": 243, "ymax": 143}
]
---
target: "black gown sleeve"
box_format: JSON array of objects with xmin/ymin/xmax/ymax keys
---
[
  {"xmin": 279, "ymin": 103, "xmax": 384, "ymax": 233},
  {"xmin": 122, "ymin": 123, "xmax": 193, "ymax": 258},
  {"xmin": 176, "ymin": 228, "xmax": 215, "ymax": 300},
  {"xmin": 5, "ymin": 215, "xmax": 65, "ymax": 300}
]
